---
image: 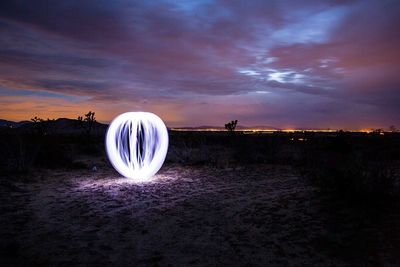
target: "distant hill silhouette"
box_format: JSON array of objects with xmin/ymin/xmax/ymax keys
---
[
  {"xmin": 0, "ymin": 119, "xmax": 31, "ymax": 128},
  {"xmin": 0, "ymin": 118, "xmax": 108, "ymax": 135},
  {"xmin": 1, "ymin": 118, "xmax": 284, "ymax": 133}
]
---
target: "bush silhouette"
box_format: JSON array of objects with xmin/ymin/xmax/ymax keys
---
[
  {"xmin": 225, "ymin": 120, "xmax": 238, "ymax": 132},
  {"xmin": 31, "ymin": 117, "xmax": 55, "ymax": 135},
  {"xmin": 77, "ymin": 111, "xmax": 96, "ymax": 136}
]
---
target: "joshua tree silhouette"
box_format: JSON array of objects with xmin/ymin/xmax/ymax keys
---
[
  {"xmin": 225, "ymin": 120, "xmax": 238, "ymax": 132},
  {"xmin": 31, "ymin": 117, "xmax": 55, "ymax": 135},
  {"xmin": 77, "ymin": 111, "xmax": 96, "ymax": 135}
]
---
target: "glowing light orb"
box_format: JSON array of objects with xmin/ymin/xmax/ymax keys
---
[{"xmin": 105, "ymin": 112, "xmax": 169, "ymax": 181}]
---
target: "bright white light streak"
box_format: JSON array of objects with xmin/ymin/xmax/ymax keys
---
[{"xmin": 105, "ymin": 112, "xmax": 169, "ymax": 181}]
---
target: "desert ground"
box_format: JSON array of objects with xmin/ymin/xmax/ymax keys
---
[
  {"xmin": 1, "ymin": 162, "xmax": 399, "ymax": 266},
  {"xmin": 1, "ymin": 129, "xmax": 400, "ymax": 266}
]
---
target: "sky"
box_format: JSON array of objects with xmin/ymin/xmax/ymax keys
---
[{"xmin": 0, "ymin": 0, "xmax": 399, "ymax": 129}]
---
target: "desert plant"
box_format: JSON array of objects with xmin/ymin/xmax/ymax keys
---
[
  {"xmin": 225, "ymin": 120, "xmax": 238, "ymax": 132},
  {"xmin": 31, "ymin": 116, "xmax": 45, "ymax": 135},
  {"xmin": 299, "ymin": 136, "xmax": 399, "ymax": 207},
  {"xmin": 77, "ymin": 111, "xmax": 96, "ymax": 136},
  {"xmin": 0, "ymin": 134, "xmax": 41, "ymax": 173},
  {"xmin": 30, "ymin": 117, "xmax": 56, "ymax": 135}
]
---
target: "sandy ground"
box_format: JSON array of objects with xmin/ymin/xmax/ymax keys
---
[{"xmin": 0, "ymin": 164, "xmax": 399, "ymax": 266}]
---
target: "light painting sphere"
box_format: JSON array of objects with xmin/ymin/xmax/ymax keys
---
[{"xmin": 105, "ymin": 112, "xmax": 169, "ymax": 181}]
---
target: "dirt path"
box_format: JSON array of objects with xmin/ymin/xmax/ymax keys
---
[{"xmin": 0, "ymin": 164, "xmax": 393, "ymax": 266}]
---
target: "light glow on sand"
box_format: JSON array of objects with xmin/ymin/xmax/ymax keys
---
[{"xmin": 105, "ymin": 112, "xmax": 169, "ymax": 181}]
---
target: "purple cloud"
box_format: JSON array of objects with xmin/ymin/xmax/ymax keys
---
[{"xmin": 0, "ymin": 0, "xmax": 399, "ymax": 128}]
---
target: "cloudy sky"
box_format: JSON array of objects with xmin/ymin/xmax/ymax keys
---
[{"xmin": 0, "ymin": 0, "xmax": 399, "ymax": 129}]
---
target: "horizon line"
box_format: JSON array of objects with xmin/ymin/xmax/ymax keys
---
[{"xmin": 0, "ymin": 117, "xmax": 395, "ymax": 133}]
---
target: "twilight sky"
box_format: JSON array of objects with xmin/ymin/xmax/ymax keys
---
[{"xmin": 0, "ymin": 0, "xmax": 399, "ymax": 129}]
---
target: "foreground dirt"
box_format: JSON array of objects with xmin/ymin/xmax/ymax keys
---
[{"xmin": 0, "ymin": 165, "xmax": 399, "ymax": 266}]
